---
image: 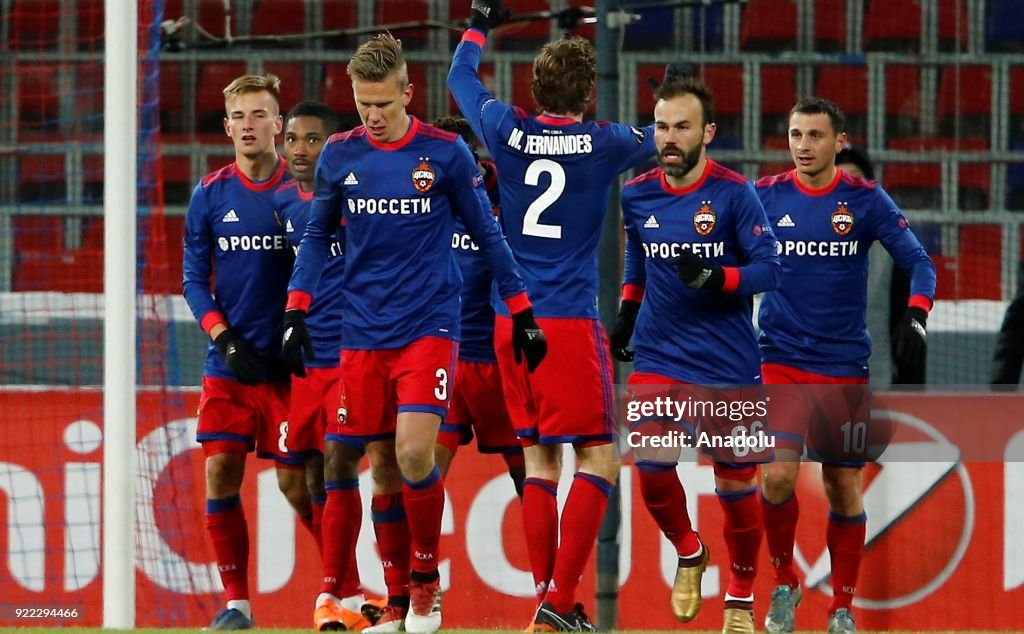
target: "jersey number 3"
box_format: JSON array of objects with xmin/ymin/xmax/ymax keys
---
[{"xmin": 522, "ymin": 159, "xmax": 565, "ymax": 239}]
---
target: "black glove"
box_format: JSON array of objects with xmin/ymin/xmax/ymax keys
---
[
  {"xmin": 282, "ymin": 309, "xmax": 314, "ymax": 378},
  {"xmin": 511, "ymin": 308, "xmax": 547, "ymax": 373},
  {"xmin": 892, "ymin": 307, "xmax": 928, "ymax": 384},
  {"xmin": 673, "ymin": 251, "xmax": 725, "ymax": 290},
  {"xmin": 469, "ymin": 0, "xmax": 505, "ymax": 32},
  {"xmin": 609, "ymin": 301, "xmax": 640, "ymax": 362},
  {"xmin": 213, "ymin": 329, "xmax": 261, "ymax": 386}
]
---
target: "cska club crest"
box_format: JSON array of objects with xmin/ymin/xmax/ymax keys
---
[
  {"xmin": 693, "ymin": 201, "xmax": 717, "ymax": 236},
  {"xmin": 831, "ymin": 202, "xmax": 854, "ymax": 236},
  {"xmin": 412, "ymin": 158, "xmax": 436, "ymax": 193}
]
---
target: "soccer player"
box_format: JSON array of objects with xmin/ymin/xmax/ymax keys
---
[
  {"xmin": 431, "ymin": 114, "xmax": 525, "ymax": 495},
  {"xmin": 610, "ymin": 77, "xmax": 780, "ymax": 634},
  {"xmin": 282, "ymin": 34, "xmax": 545, "ymax": 634},
  {"xmin": 449, "ymin": 4, "xmax": 656, "ymax": 629},
  {"xmin": 275, "ymin": 101, "xmax": 384, "ymax": 631},
  {"xmin": 182, "ymin": 73, "xmax": 294, "ymax": 630},
  {"xmin": 755, "ymin": 98, "xmax": 936, "ymax": 634}
]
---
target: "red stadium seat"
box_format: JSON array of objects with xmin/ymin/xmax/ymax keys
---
[
  {"xmin": 161, "ymin": 154, "xmax": 194, "ymax": 206},
  {"xmin": 740, "ymin": 0, "xmax": 798, "ymax": 52},
  {"xmin": 937, "ymin": 64, "xmax": 992, "ymax": 138},
  {"xmin": 321, "ymin": 0, "xmax": 359, "ymax": 47},
  {"xmin": 17, "ymin": 154, "xmax": 66, "ymax": 202},
  {"xmin": 889, "ymin": 136, "xmax": 989, "ymax": 209},
  {"xmin": 75, "ymin": 0, "xmax": 104, "ymax": 50},
  {"xmin": 477, "ymin": 0, "xmax": 552, "ymax": 52},
  {"xmin": 931, "ymin": 254, "xmax": 956, "ymax": 300},
  {"xmin": 196, "ymin": 62, "xmax": 248, "ymax": 133},
  {"xmin": 864, "ymin": 0, "xmax": 921, "ymax": 53},
  {"xmin": 13, "ymin": 216, "xmax": 64, "ymax": 251},
  {"xmin": 814, "ymin": 0, "xmax": 847, "ymax": 52},
  {"xmin": 512, "ymin": 63, "xmax": 536, "ymax": 112},
  {"xmin": 883, "ymin": 162, "xmax": 941, "ymax": 210},
  {"xmin": 263, "ymin": 62, "xmax": 304, "ymax": 114},
  {"xmin": 159, "ymin": 62, "xmax": 186, "ymax": 133},
  {"xmin": 16, "ymin": 64, "xmax": 61, "ymax": 132},
  {"xmin": 885, "ymin": 65, "xmax": 921, "ymax": 139},
  {"xmin": 9, "ymin": 0, "xmax": 61, "ymax": 49},
  {"xmin": 957, "ymin": 225, "xmax": 1002, "ymax": 299},
  {"xmin": 1011, "ymin": 66, "xmax": 1024, "ymax": 144},
  {"xmin": 376, "ymin": 0, "xmax": 430, "ymax": 49},
  {"xmin": 252, "ymin": 0, "xmax": 305, "ymax": 37},
  {"xmin": 196, "ymin": 0, "xmax": 228, "ymax": 38},
  {"xmin": 816, "ymin": 64, "xmax": 868, "ymax": 141},
  {"xmin": 704, "ymin": 64, "xmax": 744, "ymax": 145},
  {"xmin": 760, "ymin": 65, "xmax": 798, "ymax": 138},
  {"xmin": 322, "ymin": 63, "xmax": 357, "ymax": 120},
  {"xmin": 938, "ymin": 0, "xmax": 969, "ymax": 52}
]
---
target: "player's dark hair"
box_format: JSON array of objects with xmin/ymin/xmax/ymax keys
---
[
  {"xmin": 654, "ymin": 76, "xmax": 716, "ymax": 126},
  {"xmin": 286, "ymin": 101, "xmax": 340, "ymax": 134},
  {"xmin": 348, "ymin": 32, "xmax": 408, "ymax": 88},
  {"xmin": 791, "ymin": 97, "xmax": 847, "ymax": 135},
  {"xmin": 835, "ymin": 145, "xmax": 875, "ymax": 180},
  {"xmin": 433, "ymin": 114, "xmax": 480, "ymax": 164},
  {"xmin": 531, "ymin": 35, "xmax": 596, "ymax": 116}
]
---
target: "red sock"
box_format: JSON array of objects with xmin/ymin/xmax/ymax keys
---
[
  {"xmin": 310, "ymin": 492, "xmax": 326, "ymax": 554},
  {"xmin": 522, "ymin": 477, "xmax": 558, "ymax": 599},
  {"xmin": 372, "ymin": 492, "xmax": 411, "ymax": 600},
  {"xmin": 638, "ymin": 465, "xmax": 699, "ymax": 556},
  {"xmin": 546, "ymin": 473, "xmax": 611, "ymax": 613},
  {"xmin": 827, "ymin": 511, "xmax": 866, "ymax": 613},
  {"xmin": 321, "ymin": 481, "xmax": 361, "ymax": 596},
  {"xmin": 717, "ymin": 486, "xmax": 763, "ymax": 598},
  {"xmin": 402, "ymin": 466, "xmax": 445, "ymax": 574},
  {"xmin": 206, "ymin": 495, "xmax": 249, "ymax": 601},
  {"xmin": 761, "ymin": 493, "xmax": 800, "ymax": 588}
]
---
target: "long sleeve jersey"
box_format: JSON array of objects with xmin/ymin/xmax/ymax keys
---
[
  {"xmin": 182, "ymin": 159, "xmax": 292, "ymax": 381},
  {"xmin": 449, "ymin": 28, "xmax": 656, "ymax": 319},
  {"xmin": 287, "ymin": 118, "xmax": 528, "ymax": 350},
  {"xmin": 755, "ymin": 168, "xmax": 937, "ymax": 377},
  {"xmin": 623, "ymin": 161, "xmax": 781, "ymax": 384}
]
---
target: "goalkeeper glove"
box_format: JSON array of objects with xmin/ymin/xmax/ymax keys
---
[
  {"xmin": 609, "ymin": 301, "xmax": 640, "ymax": 363},
  {"xmin": 470, "ymin": 0, "xmax": 505, "ymax": 33},
  {"xmin": 213, "ymin": 329, "xmax": 261, "ymax": 386},
  {"xmin": 892, "ymin": 307, "xmax": 928, "ymax": 384},
  {"xmin": 673, "ymin": 251, "xmax": 725, "ymax": 290},
  {"xmin": 282, "ymin": 309, "xmax": 314, "ymax": 378},
  {"xmin": 511, "ymin": 307, "xmax": 547, "ymax": 373}
]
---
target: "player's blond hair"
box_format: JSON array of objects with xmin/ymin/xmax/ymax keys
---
[
  {"xmin": 347, "ymin": 33, "xmax": 408, "ymax": 88},
  {"xmin": 222, "ymin": 74, "xmax": 282, "ymax": 113},
  {"xmin": 531, "ymin": 36, "xmax": 596, "ymax": 116}
]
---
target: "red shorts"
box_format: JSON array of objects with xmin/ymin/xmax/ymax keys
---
[
  {"xmin": 761, "ymin": 362, "xmax": 872, "ymax": 464},
  {"xmin": 627, "ymin": 372, "xmax": 770, "ymax": 480},
  {"xmin": 439, "ymin": 359, "xmax": 521, "ymax": 455},
  {"xmin": 197, "ymin": 376, "xmax": 296, "ymax": 466},
  {"xmin": 287, "ymin": 366, "xmax": 343, "ymax": 457},
  {"xmin": 330, "ymin": 337, "xmax": 457, "ymax": 443},
  {"xmin": 495, "ymin": 316, "xmax": 615, "ymax": 446}
]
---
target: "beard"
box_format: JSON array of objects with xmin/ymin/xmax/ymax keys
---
[{"xmin": 658, "ymin": 142, "xmax": 703, "ymax": 179}]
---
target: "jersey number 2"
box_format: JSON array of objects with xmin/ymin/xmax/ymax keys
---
[{"xmin": 522, "ymin": 159, "xmax": 565, "ymax": 239}]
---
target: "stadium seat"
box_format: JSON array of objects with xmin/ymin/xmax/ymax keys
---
[
  {"xmin": 703, "ymin": 64, "xmax": 744, "ymax": 145},
  {"xmin": 376, "ymin": 0, "xmax": 430, "ymax": 50},
  {"xmin": 72, "ymin": 62, "xmax": 104, "ymax": 136},
  {"xmin": 985, "ymin": 0, "xmax": 1024, "ymax": 52},
  {"xmin": 511, "ymin": 63, "xmax": 536, "ymax": 113},
  {"xmin": 321, "ymin": 0, "xmax": 359, "ymax": 48},
  {"xmin": 885, "ymin": 65, "xmax": 921, "ymax": 139},
  {"xmin": 196, "ymin": 0, "xmax": 228, "ymax": 38},
  {"xmin": 16, "ymin": 64, "xmax": 61, "ymax": 133},
  {"xmin": 883, "ymin": 162, "xmax": 941, "ymax": 210},
  {"xmin": 159, "ymin": 62, "xmax": 186, "ymax": 134},
  {"xmin": 321, "ymin": 63, "xmax": 358, "ymax": 123},
  {"xmin": 890, "ymin": 136, "xmax": 992, "ymax": 210},
  {"xmin": 13, "ymin": 248, "xmax": 104, "ymax": 293},
  {"xmin": 814, "ymin": 0, "xmax": 846, "ymax": 52},
  {"xmin": 196, "ymin": 62, "xmax": 248, "ymax": 133},
  {"xmin": 18, "ymin": 154, "xmax": 66, "ymax": 203},
  {"xmin": 1007, "ymin": 140, "xmax": 1024, "ymax": 211},
  {"xmin": 263, "ymin": 62, "xmax": 304, "ymax": 113},
  {"xmin": 815, "ymin": 64, "xmax": 867, "ymax": 142},
  {"xmin": 937, "ymin": 64, "xmax": 992, "ymax": 139},
  {"xmin": 487, "ymin": 0, "xmax": 552, "ymax": 52},
  {"xmin": 82, "ymin": 155, "xmax": 104, "ymax": 205},
  {"xmin": 13, "ymin": 216, "xmax": 64, "ymax": 251},
  {"xmin": 162, "ymin": 154, "xmax": 194, "ymax": 206},
  {"xmin": 252, "ymin": 0, "xmax": 305, "ymax": 37},
  {"xmin": 760, "ymin": 65, "xmax": 797, "ymax": 138},
  {"xmin": 740, "ymin": 0, "xmax": 798, "ymax": 52},
  {"xmin": 9, "ymin": 0, "xmax": 60, "ymax": 49},
  {"xmin": 958, "ymin": 225, "xmax": 1003, "ymax": 300},
  {"xmin": 759, "ymin": 136, "xmax": 792, "ymax": 177},
  {"xmin": 938, "ymin": 0, "xmax": 969, "ymax": 52},
  {"xmin": 930, "ymin": 254, "xmax": 956, "ymax": 299},
  {"xmin": 864, "ymin": 0, "xmax": 920, "ymax": 53},
  {"xmin": 75, "ymin": 0, "xmax": 104, "ymax": 51},
  {"xmin": 1011, "ymin": 66, "xmax": 1024, "ymax": 144}
]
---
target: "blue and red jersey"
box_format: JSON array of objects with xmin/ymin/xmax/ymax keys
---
[
  {"xmin": 623, "ymin": 160, "xmax": 781, "ymax": 384},
  {"xmin": 182, "ymin": 159, "xmax": 293, "ymax": 381},
  {"xmin": 755, "ymin": 168, "xmax": 937, "ymax": 377},
  {"xmin": 287, "ymin": 117, "xmax": 528, "ymax": 350},
  {"xmin": 276, "ymin": 180, "xmax": 345, "ymax": 368},
  {"xmin": 452, "ymin": 160, "xmax": 500, "ymax": 363},
  {"xmin": 449, "ymin": 29, "xmax": 656, "ymax": 319}
]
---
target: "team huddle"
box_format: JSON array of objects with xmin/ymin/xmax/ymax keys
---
[{"xmin": 181, "ymin": 2, "xmax": 936, "ymax": 634}]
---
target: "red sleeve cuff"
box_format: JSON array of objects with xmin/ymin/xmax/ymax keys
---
[
  {"xmin": 908, "ymin": 294, "xmax": 933, "ymax": 313},
  {"xmin": 287, "ymin": 290, "xmax": 313, "ymax": 313},
  {"xmin": 199, "ymin": 311, "xmax": 226, "ymax": 336},
  {"xmin": 622, "ymin": 283, "xmax": 645, "ymax": 303},
  {"xmin": 463, "ymin": 29, "xmax": 486, "ymax": 47},
  {"xmin": 504, "ymin": 291, "xmax": 532, "ymax": 315},
  {"xmin": 721, "ymin": 267, "xmax": 741, "ymax": 293}
]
